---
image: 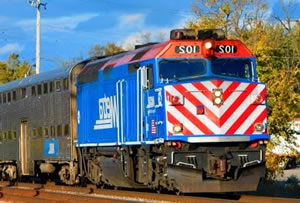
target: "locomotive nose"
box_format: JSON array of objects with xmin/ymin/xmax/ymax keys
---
[{"xmin": 165, "ymin": 80, "xmax": 267, "ymax": 136}]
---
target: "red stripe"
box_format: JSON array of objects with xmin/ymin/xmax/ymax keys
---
[
  {"xmin": 220, "ymin": 83, "xmax": 257, "ymax": 126},
  {"xmin": 225, "ymin": 89, "xmax": 266, "ymax": 134},
  {"xmin": 211, "ymin": 80, "xmax": 224, "ymax": 88},
  {"xmin": 172, "ymin": 84, "xmax": 203, "ymax": 105},
  {"xmin": 244, "ymin": 109, "xmax": 267, "ymax": 134},
  {"xmin": 223, "ymin": 82, "xmax": 241, "ymax": 102},
  {"xmin": 191, "ymin": 82, "xmax": 213, "ymax": 101},
  {"xmin": 173, "ymin": 105, "xmax": 213, "ymax": 135},
  {"xmin": 173, "ymin": 85, "xmax": 220, "ymax": 127},
  {"xmin": 167, "ymin": 112, "xmax": 193, "ymax": 135},
  {"xmin": 166, "ymin": 89, "xmax": 214, "ymax": 134}
]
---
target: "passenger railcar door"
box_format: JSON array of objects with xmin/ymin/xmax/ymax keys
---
[{"xmin": 20, "ymin": 121, "xmax": 30, "ymax": 175}]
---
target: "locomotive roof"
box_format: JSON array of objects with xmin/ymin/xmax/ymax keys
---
[
  {"xmin": 77, "ymin": 42, "xmax": 167, "ymax": 84},
  {"xmin": 0, "ymin": 66, "xmax": 72, "ymax": 92},
  {"xmin": 77, "ymin": 39, "xmax": 253, "ymax": 84}
]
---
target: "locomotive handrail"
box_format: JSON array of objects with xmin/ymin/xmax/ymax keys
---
[
  {"xmin": 116, "ymin": 80, "xmax": 121, "ymax": 145},
  {"xmin": 137, "ymin": 66, "xmax": 146, "ymax": 142},
  {"xmin": 116, "ymin": 79, "xmax": 125, "ymax": 145},
  {"xmin": 120, "ymin": 79, "xmax": 125, "ymax": 144}
]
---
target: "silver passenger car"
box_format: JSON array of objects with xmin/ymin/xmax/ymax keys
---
[{"xmin": 0, "ymin": 63, "xmax": 85, "ymax": 184}]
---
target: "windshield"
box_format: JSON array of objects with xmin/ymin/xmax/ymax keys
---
[
  {"xmin": 211, "ymin": 59, "xmax": 253, "ymax": 80},
  {"xmin": 159, "ymin": 60, "xmax": 206, "ymax": 82}
]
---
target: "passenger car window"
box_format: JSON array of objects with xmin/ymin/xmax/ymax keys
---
[
  {"xmin": 7, "ymin": 92, "xmax": 11, "ymax": 102},
  {"xmin": 57, "ymin": 125, "xmax": 62, "ymax": 136},
  {"xmin": 32, "ymin": 129, "xmax": 37, "ymax": 138},
  {"xmin": 63, "ymin": 78, "xmax": 69, "ymax": 90},
  {"xmin": 32, "ymin": 86, "xmax": 36, "ymax": 96},
  {"xmin": 37, "ymin": 84, "xmax": 42, "ymax": 95},
  {"xmin": 21, "ymin": 88, "xmax": 26, "ymax": 99},
  {"xmin": 50, "ymin": 126, "xmax": 55, "ymax": 137},
  {"xmin": 56, "ymin": 80, "xmax": 61, "ymax": 92},
  {"xmin": 8, "ymin": 131, "xmax": 12, "ymax": 139},
  {"xmin": 43, "ymin": 83, "xmax": 48, "ymax": 94},
  {"xmin": 50, "ymin": 81, "xmax": 54, "ymax": 92},
  {"xmin": 64, "ymin": 124, "xmax": 69, "ymax": 136},
  {"xmin": 12, "ymin": 91, "xmax": 16, "ymax": 101},
  {"xmin": 44, "ymin": 127, "xmax": 49, "ymax": 138},
  {"xmin": 3, "ymin": 93, "xmax": 6, "ymax": 103},
  {"xmin": 13, "ymin": 131, "xmax": 17, "ymax": 139}
]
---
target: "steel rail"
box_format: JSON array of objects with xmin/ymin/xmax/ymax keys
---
[{"xmin": 0, "ymin": 181, "xmax": 298, "ymax": 203}]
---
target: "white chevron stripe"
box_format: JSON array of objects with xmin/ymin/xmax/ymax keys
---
[
  {"xmin": 201, "ymin": 81, "xmax": 216, "ymax": 91},
  {"xmin": 207, "ymin": 80, "xmax": 232, "ymax": 93},
  {"xmin": 183, "ymin": 83, "xmax": 220, "ymax": 116},
  {"xmin": 220, "ymin": 84, "xmax": 265, "ymax": 132},
  {"xmin": 165, "ymin": 81, "xmax": 267, "ymax": 136},
  {"xmin": 167, "ymin": 85, "xmax": 219, "ymax": 134},
  {"xmin": 167, "ymin": 105, "xmax": 203, "ymax": 134},
  {"xmin": 236, "ymin": 105, "xmax": 266, "ymax": 134},
  {"xmin": 219, "ymin": 82, "xmax": 249, "ymax": 115},
  {"xmin": 219, "ymin": 81, "xmax": 233, "ymax": 92}
]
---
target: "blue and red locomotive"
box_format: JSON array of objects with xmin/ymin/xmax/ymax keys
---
[
  {"xmin": 76, "ymin": 29, "xmax": 268, "ymax": 192},
  {"xmin": 0, "ymin": 29, "xmax": 268, "ymax": 193}
]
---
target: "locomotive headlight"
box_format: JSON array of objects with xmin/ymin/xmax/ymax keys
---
[
  {"xmin": 173, "ymin": 124, "xmax": 183, "ymax": 134},
  {"xmin": 254, "ymin": 123, "xmax": 264, "ymax": 132},
  {"xmin": 213, "ymin": 88, "xmax": 223, "ymax": 105},
  {"xmin": 214, "ymin": 97, "xmax": 222, "ymax": 105},
  {"xmin": 214, "ymin": 90, "xmax": 222, "ymax": 97},
  {"xmin": 205, "ymin": 41, "xmax": 213, "ymax": 49}
]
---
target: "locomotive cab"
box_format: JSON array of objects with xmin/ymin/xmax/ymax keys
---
[{"xmin": 153, "ymin": 29, "xmax": 268, "ymax": 192}]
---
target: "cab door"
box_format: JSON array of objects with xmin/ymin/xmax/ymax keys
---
[{"xmin": 118, "ymin": 64, "xmax": 154, "ymax": 144}]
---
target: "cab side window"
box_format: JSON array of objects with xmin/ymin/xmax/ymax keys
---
[{"xmin": 146, "ymin": 64, "xmax": 153, "ymax": 89}]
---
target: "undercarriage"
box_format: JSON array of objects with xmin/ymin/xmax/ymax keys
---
[{"xmin": 80, "ymin": 142, "xmax": 266, "ymax": 193}]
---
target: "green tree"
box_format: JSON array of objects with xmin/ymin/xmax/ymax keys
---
[
  {"xmin": 88, "ymin": 42, "xmax": 124, "ymax": 57},
  {"xmin": 189, "ymin": 0, "xmax": 268, "ymax": 37},
  {"xmin": 188, "ymin": 0, "xmax": 300, "ymax": 174},
  {"xmin": 0, "ymin": 53, "xmax": 32, "ymax": 85}
]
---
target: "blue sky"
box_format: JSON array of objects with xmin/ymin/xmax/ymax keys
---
[{"xmin": 0, "ymin": 0, "xmax": 299, "ymax": 72}]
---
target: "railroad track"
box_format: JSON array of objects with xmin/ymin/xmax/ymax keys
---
[{"xmin": 0, "ymin": 181, "xmax": 298, "ymax": 203}]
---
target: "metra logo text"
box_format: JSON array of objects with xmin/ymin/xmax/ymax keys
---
[{"xmin": 94, "ymin": 95, "xmax": 119, "ymax": 130}]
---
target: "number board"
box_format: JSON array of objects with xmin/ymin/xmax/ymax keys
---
[
  {"xmin": 216, "ymin": 45, "xmax": 237, "ymax": 54},
  {"xmin": 175, "ymin": 45, "xmax": 200, "ymax": 54}
]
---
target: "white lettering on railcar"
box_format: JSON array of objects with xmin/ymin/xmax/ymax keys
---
[
  {"xmin": 94, "ymin": 95, "xmax": 119, "ymax": 130},
  {"xmin": 48, "ymin": 143, "xmax": 55, "ymax": 154}
]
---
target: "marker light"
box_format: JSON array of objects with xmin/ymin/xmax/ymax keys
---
[
  {"xmin": 255, "ymin": 95, "xmax": 264, "ymax": 104},
  {"xmin": 173, "ymin": 124, "xmax": 183, "ymax": 134},
  {"xmin": 172, "ymin": 96, "xmax": 180, "ymax": 104},
  {"xmin": 205, "ymin": 41, "xmax": 213, "ymax": 49},
  {"xmin": 255, "ymin": 123, "xmax": 264, "ymax": 132}
]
